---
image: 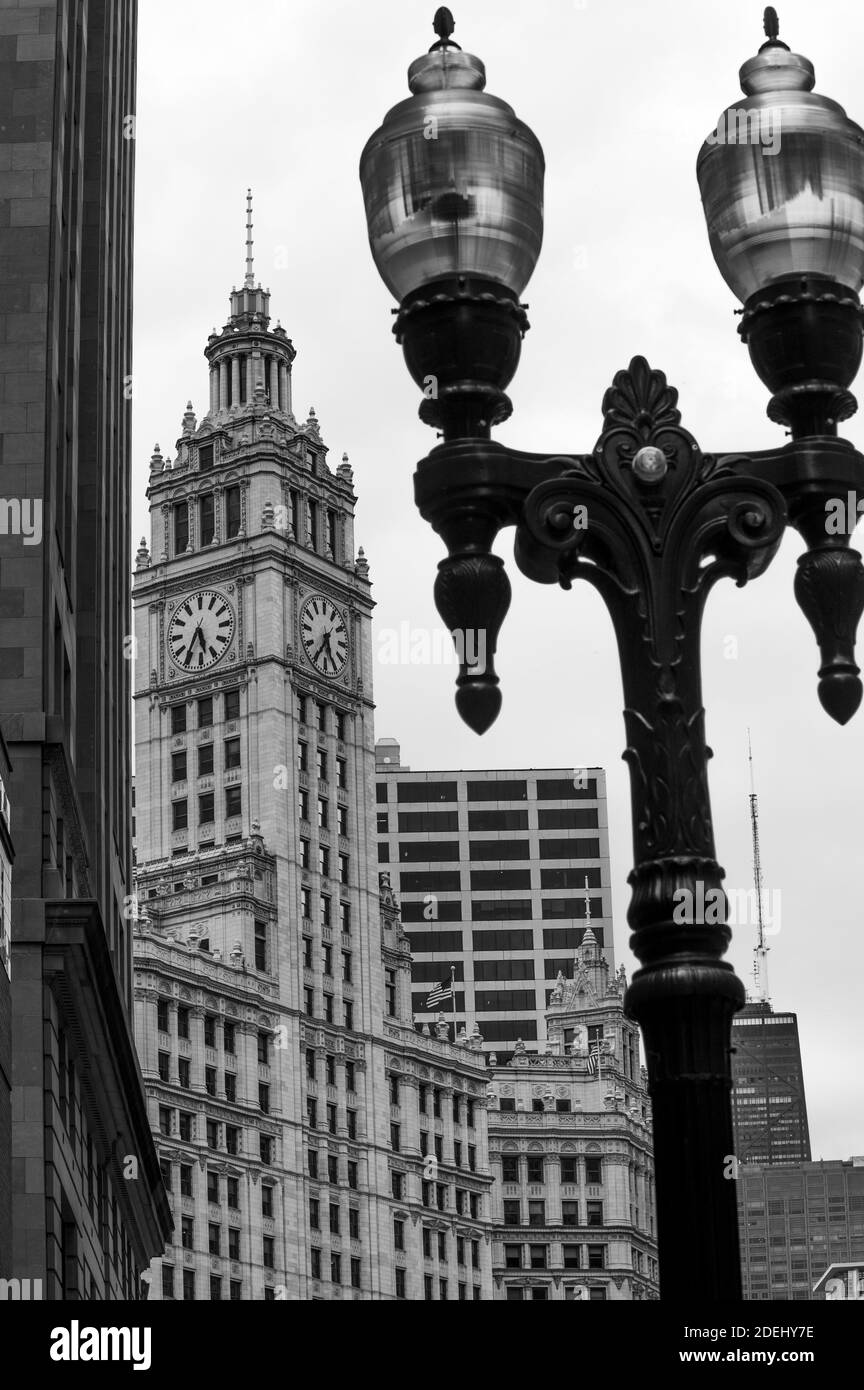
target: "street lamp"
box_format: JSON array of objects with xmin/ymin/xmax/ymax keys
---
[{"xmin": 360, "ymin": 8, "xmax": 864, "ymax": 1300}]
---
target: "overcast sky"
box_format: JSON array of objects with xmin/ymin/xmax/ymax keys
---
[{"xmin": 132, "ymin": 0, "xmax": 864, "ymax": 1161}]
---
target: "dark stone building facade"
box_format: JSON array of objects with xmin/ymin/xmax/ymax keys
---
[{"xmin": 0, "ymin": 0, "xmax": 169, "ymax": 1295}]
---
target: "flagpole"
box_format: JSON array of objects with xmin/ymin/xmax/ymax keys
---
[{"xmin": 451, "ymin": 964, "xmax": 457, "ymax": 1043}]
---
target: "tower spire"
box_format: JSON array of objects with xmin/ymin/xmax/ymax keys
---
[{"xmin": 244, "ymin": 187, "xmax": 254, "ymax": 289}]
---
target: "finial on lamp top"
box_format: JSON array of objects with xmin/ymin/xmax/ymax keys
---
[
  {"xmin": 430, "ymin": 7, "xmax": 460, "ymax": 52},
  {"xmin": 760, "ymin": 6, "xmax": 789, "ymax": 51}
]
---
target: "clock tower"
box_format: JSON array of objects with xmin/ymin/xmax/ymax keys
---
[{"xmin": 132, "ymin": 198, "xmax": 494, "ymax": 1300}]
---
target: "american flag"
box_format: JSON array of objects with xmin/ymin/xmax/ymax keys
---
[
  {"xmin": 586, "ymin": 1048, "xmax": 602, "ymax": 1075},
  {"xmin": 426, "ymin": 979, "xmax": 453, "ymax": 1008}
]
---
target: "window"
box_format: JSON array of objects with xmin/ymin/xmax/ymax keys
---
[
  {"xmin": 336, "ymin": 711, "xmax": 346, "ymax": 740},
  {"xmin": 390, "ymin": 1123, "xmax": 401, "ymax": 1152},
  {"xmin": 260, "ymin": 1134, "xmax": 273, "ymax": 1164},
  {"xmin": 208, "ymin": 1223, "xmax": 220, "ymax": 1255},
  {"xmin": 225, "ymin": 1126, "xmax": 239, "ymax": 1156},
  {"xmin": 391, "ymin": 1171, "xmax": 404, "ymax": 1200},
  {"xmin": 177, "ymin": 1007, "xmax": 190, "ymax": 1040},
  {"xmin": 303, "ymin": 938, "xmax": 313, "ymax": 969},
  {"xmin": 199, "ymin": 791, "xmax": 214, "ymax": 825},
  {"xmin": 330, "ymin": 1253, "xmax": 341, "ymax": 1285},
  {"xmin": 198, "ymin": 742, "xmax": 214, "ymax": 777},
  {"xmin": 327, "ymin": 1103, "xmax": 338, "ymax": 1134},
  {"xmin": 324, "ymin": 994, "xmax": 334, "ymax": 1024},
  {"xmin": 171, "ymin": 752, "xmax": 186, "ymax": 784},
  {"xmin": 587, "ymin": 1200, "xmax": 604, "ymax": 1227},
  {"xmin": 301, "ymin": 888, "xmax": 313, "ymax": 919},
  {"xmin": 171, "ymin": 704, "xmax": 187, "ymax": 735},
  {"xmin": 204, "ymin": 1014, "xmax": 216, "ymax": 1047},
  {"xmin": 338, "ymin": 806, "xmax": 348, "ymax": 837},
  {"xmin": 259, "ymin": 1083, "xmax": 270, "ymax": 1114},
  {"xmin": 199, "ymin": 492, "xmax": 215, "ymax": 546},
  {"xmin": 560, "ymin": 1157, "xmax": 578, "ymax": 1183},
  {"xmin": 528, "ymin": 1200, "xmax": 546, "ymax": 1228},
  {"xmin": 229, "ymin": 1277, "xmax": 242, "ymax": 1301},
  {"xmin": 300, "ymin": 838, "xmax": 310, "ymax": 870},
  {"xmin": 158, "ymin": 1051, "xmax": 170, "ymax": 1082},
  {"xmin": 350, "ymin": 1258, "xmax": 361, "ymax": 1291},
  {"xmin": 227, "ymin": 1177, "xmax": 239, "ymax": 1210},
  {"xmin": 377, "ymin": 812, "xmax": 388, "ymax": 833},
  {"xmin": 159, "ymin": 1156, "xmax": 172, "ymax": 1189},
  {"xmin": 527, "ymin": 1157, "xmax": 544, "ymax": 1183},
  {"xmin": 303, "ymin": 987, "xmax": 314, "ymax": 1015},
  {"xmin": 178, "ymin": 1112, "xmax": 192, "ymax": 1142},
  {"xmin": 225, "ymin": 486, "xmax": 241, "ymax": 538},
  {"xmin": 319, "ymin": 846, "xmax": 330, "ymax": 877},
  {"xmin": 336, "ymin": 758, "xmax": 347, "ymax": 789},
  {"xmin": 173, "ymin": 501, "xmax": 189, "ymax": 555},
  {"xmin": 306, "ymin": 1049, "xmax": 316, "ymax": 1080},
  {"xmin": 318, "ymin": 798, "xmax": 329, "ymax": 829},
  {"xmin": 224, "ymin": 689, "xmax": 240, "ymax": 721},
  {"xmin": 587, "ymin": 1245, "xmax": 606, "ymax": 1270},
  {"xmin": 346, "ymin": 1108, "xmax": 357, "ymax": 1138},
  {"xmin": 225, "ymin": 786, "xmax": 241, "ymax": 819},
  {"xmin": 181, "ymin": 1216, "xmax": 194, "ymax": 1250},
  {"xmin": 255, "ymin": 920, "xmax": 267, "ymax": 971},
  {"xmin": 345, "ymin": 1060, "xmax": 355, "ymax": 1092},
  {"xmin": 342, "ymin": 951, "xmax": 352, "ymax": 983},
  {"xmin": 502, "ymin": 1156, "xmax": 519, "ymax": 1182},
  {"xmin": 180, "ymin": 1164, "xmax": 193, "ymax": 1198},
  {"xmin": 339, "ymin": 854, "xmax": 349, "ymax": 885},
  {"xmin": 347, "ymin": 1160, "xmax": 358, "ymax": 1190},
  {"xmin": 262, "ymin": 1185, "xmax": 274, "ymax": 1218},
  {"xmin": 317, "ymin": 748, "xmax": 328, "ymax": 781},
  {"xmin": 503, "ymin": 1200, "xmax": 521, "ymax": 1227},
  {"xmin": 585, "ymin": 1157, "xmax": 603, "ymax": 1185},
  {"xmin": 329, "ymin": 1203, "xmax": 340, "ymax": 1235},
  {"xmin": 311, "ymin": 1249, "xmax": 321, "ymax": 1281},
  {"xmin": 529, "ymin": 1244, "xmax": 548, "ymax": 1269},
  {"xmin": 205, "ymin": 1065, "xmax": 216, "ymax": 1096},
  {"xmin": 224, "ymin": 737, "xmax": 240, "ymax": 770},
  {"xmin": 308, "ymin": 1150, "xmax": 319, "ymax": 1179},
  {"xmin": 424, "ymin": 1275, "xmax": 434, "ymax": 1301},
  {"xmin": 307, "ymin": 1098, "xmax": 318, "ymax": 1129},
  {"xmin": 394, "ymin": 1219, "xmax": 405, "ymax": 1252},
  {"xmin": 562, "ymin": 1201, "xmax": 579, "ymax": 1227},
  {"xmin": 385, "ymin": 968, "xmax": 396, "ymax": 1017},
  {"xmin": 340, "ymin": 902, "xmax": 351, "ymax": 934},
  {"xmin": 328, "ymin": 1153, "xmax": 338, "ymax": 1184},
  {"xmin": 161, "ymin": 1266, "xmax": 174, "ymax": 1299},
  {"xmin": 205, "ymin": 1118, "xmax": 219, "ymax": 1151},
  {"xmin": 563, "ymin": 1244, "xmax": 581, "ymax": 1269},
  {"xmin": 309, "ymin": 1198, "xmax": 320, "ymax": 1231},
  {"xmin": 556, "ymin": 1098, "xmax": 572, "ymax": 1113},
  {"xmin": 172, "ymin": 799, "xmax": 188, "ymax": 832},
  {"xmin": 197, "ymin": 696, "xmax": 213, "ymax": 728},
  {"xmin": 257, "ymin": 1031, "xmax": 270, "ymax": 1065},
  {"xmin": 263, "ymin": 1237, "xmax": 275, "ymax": 1270}
]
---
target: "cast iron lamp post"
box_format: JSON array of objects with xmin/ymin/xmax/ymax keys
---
[{"xmin": 360, "ymin": 8, "xmax": 864, "ymax": 1300}]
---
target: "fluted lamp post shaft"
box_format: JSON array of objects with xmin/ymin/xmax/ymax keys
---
[{"xmin": 360, "ymin": 9, "xmax": 864, "ymax": 1301}]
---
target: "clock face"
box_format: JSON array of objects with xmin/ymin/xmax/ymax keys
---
[
  {"xmin": 168, "ymin": 590, "xmax": 235, "ymax": 672},
  {"xmin": 300, "ymin": 595, "xmax": 349, "ymax": 678}
]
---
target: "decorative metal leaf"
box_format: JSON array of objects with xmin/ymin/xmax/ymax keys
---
[{"xmin": 601, "ymin": 356, "xmax": 682, "ymax": 439}]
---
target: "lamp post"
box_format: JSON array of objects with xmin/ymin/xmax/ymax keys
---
[{"xmin": 360, "ymin": 8, "xmax": 864, "ymax": 1300}]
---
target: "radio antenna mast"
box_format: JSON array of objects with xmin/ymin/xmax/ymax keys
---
[{"xmin": 747, "ymin": 729, "xmax": 770, "ymax": 1003}]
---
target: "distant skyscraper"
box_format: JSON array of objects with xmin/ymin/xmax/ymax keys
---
[
  {"xmin": 375, "ymin": 739, "xmax": 614, "ymax": 1063},
  {"xmin": 0, "ymin": 0, "xmax": 170, "ymax": 1295},
  {"xmin": 730, "ymin": 739, "xmax": 811, "ymax": 1168},
  {"xmin": 738, "ymin": 1158, "xmax": 864, "ymax": 1300},
  {"xmin": 731, "ymin": 1002, "xmax": 811, "ymax": 1166}
]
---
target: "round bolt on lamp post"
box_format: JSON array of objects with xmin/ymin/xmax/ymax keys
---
[{"xmin": 360, "ymin": 10, "xmax": 864, "ymax": 1300}]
